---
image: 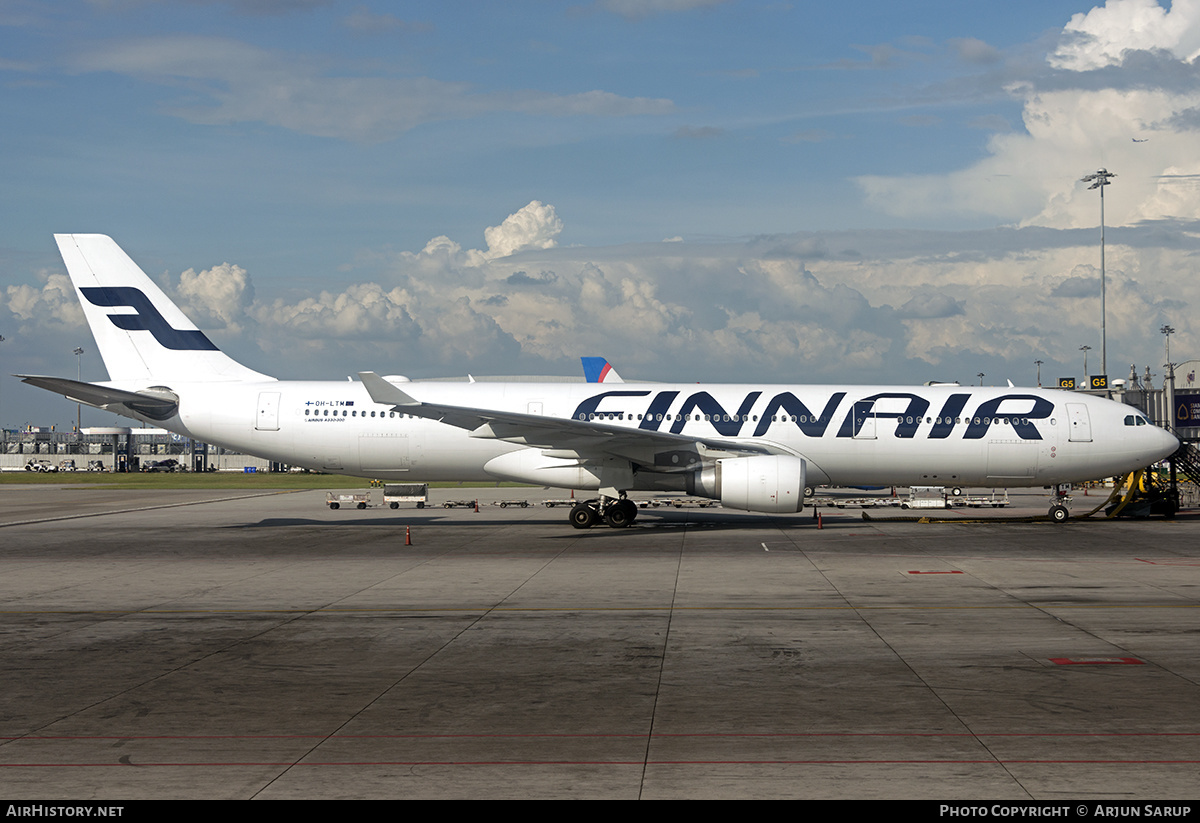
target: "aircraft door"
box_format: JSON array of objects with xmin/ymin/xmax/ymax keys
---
[
  {"xmin": 1066, "ymin": 403, "xmax": 1092, "ymax": 442},
  {"xmin": 256, "ymin": 392, "xmax": 281, "ymax": 431}
]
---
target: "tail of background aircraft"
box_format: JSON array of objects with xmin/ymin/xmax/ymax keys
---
[
  {"xmin": 54, "ymin": 234, "xmax": 271, "ymax": 384},
  {"xmin": 581, "ymin": 356, "xmax": 624, "ymax": 383}
]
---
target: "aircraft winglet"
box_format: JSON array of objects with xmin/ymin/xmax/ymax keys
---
[{"xmin": 358, "ymin": 372, "xmax": 420, "ymax": 406}]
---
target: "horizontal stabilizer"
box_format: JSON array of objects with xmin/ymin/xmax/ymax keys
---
[{"xmin": 19, "ymin": 375, "xmax": 178, "ymax": 419}]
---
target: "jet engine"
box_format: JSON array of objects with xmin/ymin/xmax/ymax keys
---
[{"xmin": 688, "ymin": 455, "xmax": 807, "ymax": 513}]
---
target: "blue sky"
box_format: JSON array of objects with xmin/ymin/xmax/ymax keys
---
[{"xmin": 4, "ymin": 0, "xmax": 1200, "ymax": 429}]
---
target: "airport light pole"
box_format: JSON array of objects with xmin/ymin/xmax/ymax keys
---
[
  {"xmin": 1034, "ymin": 359, "xmax": 1043, "ymax": 387},
  {"xmin": 977, "ymin": 372, "xmax": 985, "ymax": 386},
  {"xmin": 0, "ymin": 334, "xmax": 5, "ymax": 440},
  {"xmin": 1081, "ymin": 168, "xmax": 1115, "ymax": 377},
  {"xmin": 1162, "ymin": 324, "xmax": 1177, "ymax": 433},
  {"xmin": 74, "ymin": 346, "xmax": 84, "ymax": 438},
  {"xmin": 1080, "ymin": 344, "xmax": 1092, "ymax": 378}
]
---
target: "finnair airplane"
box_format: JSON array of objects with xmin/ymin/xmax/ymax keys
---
[{"xmin": 22, "ymin": 235, "xmax": 1179, "ymax": 528}]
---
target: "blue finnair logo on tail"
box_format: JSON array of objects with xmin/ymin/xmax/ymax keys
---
[{"xmin": 81, "ymin": 287, "xmax": 218, "ymax": 351}]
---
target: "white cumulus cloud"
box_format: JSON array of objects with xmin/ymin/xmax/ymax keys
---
[
  {"xmin": 482, "ymin": 201, "xmax": 564, "ymax": 259},
  {"xmin": 3, "ymin": 273, "xmax": 83, "ymax": 327},
  {"xmin": 176, "ymin": 262, "xmax": 255, "ymax": 334},
  {"xmin": 1051, "ymin": 0, "xmax": 1200, "ymax": 70},
  {"xmin": 858, "ymin": 0, "xmax": 1200, "ymax": 229},
  {"xmin": 12, "ymin": 205, "xmax": 1199, "ymax": 395}
]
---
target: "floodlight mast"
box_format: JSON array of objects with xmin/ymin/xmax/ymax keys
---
[
  {"xmin": 1081, "ymin": 168, "xmax": 1115, "ymax": 378},
  {"xmin": 74, "ymin": 346, "xmax": 84, "ymax": 436}
]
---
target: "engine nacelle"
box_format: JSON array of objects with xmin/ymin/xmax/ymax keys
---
[{"xmin": 689, "ymin": 455, "xmax": 807, "ymax": 513}]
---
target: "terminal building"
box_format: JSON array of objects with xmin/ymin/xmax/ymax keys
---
[{"xmin": 1, "ymin": 426, "xmax": 271, "ymax": 473}]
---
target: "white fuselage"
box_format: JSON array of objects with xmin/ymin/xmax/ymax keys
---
[{"xmin": 140, "ymin": 378, "xmax": 1175, "ymax": 490}]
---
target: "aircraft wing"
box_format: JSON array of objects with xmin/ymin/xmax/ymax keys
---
[{"xmin": 359, "ymin": 371, "xmax": 776, "ymax": 469}]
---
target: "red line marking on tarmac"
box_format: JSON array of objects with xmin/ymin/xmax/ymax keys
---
[
  {"xmin": 1049, "ymin": 657, "xmax": 1145, "ymax": 665},
  {"xmin": 7, "ymin": 731, "xmax": 1195, "ymax": 742},
  {"xmin": 1135, "ymin": 558, "xmax": 1200, "ymax": 565},
  {"xmin": 3, "ymin": 758, "xmax": 1200, "ymax": 767},
  {"xmin": 907, "ymin": 570, "xmax": 964, "ymax": 575}
]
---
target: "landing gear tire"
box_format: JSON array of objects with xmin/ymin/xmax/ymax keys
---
[
  {"xmin": 570, "ymin": 502, "xmax": 598, "ymax": 529},
  {"xmin": 804, "ymin": 486, "xmax": 815, "ymax": 498},
  {"xmin": 1049, "ymin": 504, "xmax": 1069, "ymax": 523},
  {"xmin": 605, "ymin": 499, "xmax": 637, "ymax": 528},
  {"xmin": 951, "ymin": 487, "xmax": 963, "ymax": 497}
]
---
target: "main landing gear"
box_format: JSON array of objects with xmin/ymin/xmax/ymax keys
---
[{"xmin": 569, "ymin": 496, "xmax": 638, "ymax": 529}]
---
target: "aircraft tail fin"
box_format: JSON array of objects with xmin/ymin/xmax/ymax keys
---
[
  {"xmin": 581, "ymin": 356, "xmax": 624, "ymax": 383},
  {"xmin": 55, "ymin": 234, "xmax": 272, "ymax": 384}
]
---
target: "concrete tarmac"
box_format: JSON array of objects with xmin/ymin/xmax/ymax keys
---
[{"xmin": 0, "ymin": 485, "xmax": 1197, "ymax": 799}]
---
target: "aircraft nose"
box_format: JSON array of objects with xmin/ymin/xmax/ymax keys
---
[{"xmin": 1157, "ymin": 425, "xmax": 1181, "ymax": 459}]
